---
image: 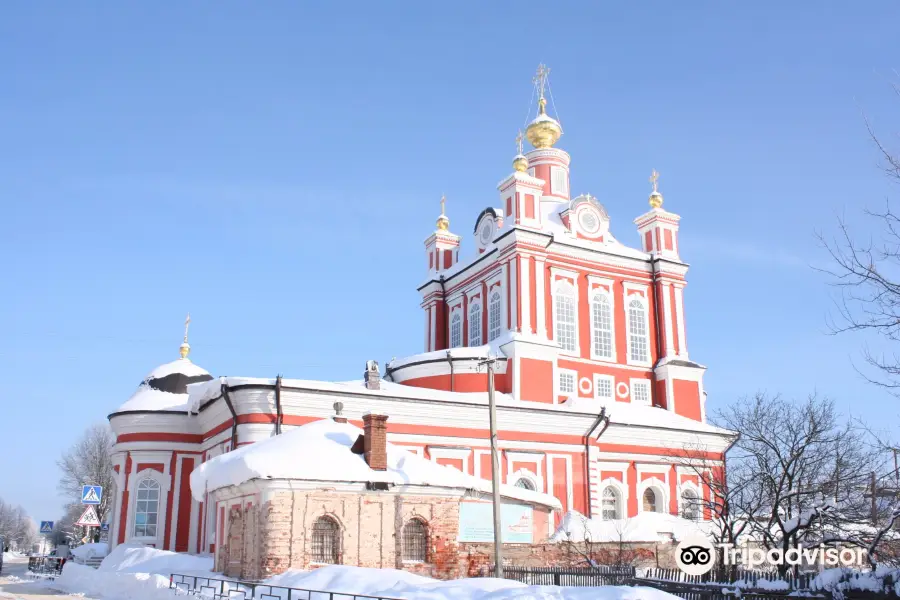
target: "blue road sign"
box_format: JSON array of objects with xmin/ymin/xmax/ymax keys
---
[
  {"xmin": 39, "ymin": 521, "xmax": 53, "ymax": 534},
  {"xmin": 81, "ymin": 485, "xmax": 102, "ymax": 505},
  {"xmin": 100, "ymin": 523, "xmax": 109, "ymax": 532}
]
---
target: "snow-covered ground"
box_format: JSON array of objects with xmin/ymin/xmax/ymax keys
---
[
  {"xmin": 550, "ymin": 510, "xmax": 712, "ymax": 543},
  {"xmin": 42, "ymin": 544, "xmax": 680, "ymax": 600}
]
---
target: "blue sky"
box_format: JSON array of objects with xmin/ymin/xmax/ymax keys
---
[{"xmin": 2, "ymin": 2, "xmax": 899, "ymax": 523}]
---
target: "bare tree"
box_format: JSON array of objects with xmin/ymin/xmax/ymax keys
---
[
  {"xmin": 818, "ymin": 85, "xmax": 900, "ymax": 396},
  {"xmin": 57, "ymin": 423, "xmax": 115, "ymax": 536},
  {"xmin": 715, "ymin": 393, "xmax": 884, "ymax": 575},
  {"xmin": 0, "ymin": 499, "xmax": 38, "ymax": 551}
]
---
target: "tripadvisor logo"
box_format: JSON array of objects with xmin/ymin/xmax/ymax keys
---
[
  {"xmin": 675, "ymin": 535, "xmax": 868, "ymax": 574},
  {"xmin": 676, "ymin": 535, "xmax": 716, "ymax": 576}
]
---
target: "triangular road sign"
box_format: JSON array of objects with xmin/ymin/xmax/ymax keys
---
[{"xmin": 76, "ymin": 506, "xmax": 101, "ymax": 527}]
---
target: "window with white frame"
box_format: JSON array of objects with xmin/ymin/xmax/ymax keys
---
[
  {"xmin": 627, "ymin": 297, "xmax": 650, "ymax": 363},
  {"xmin": 450, "ymin": 312, "xmax": 462, "ymax": 348},
  {"xmin": 631, "ymin": 379, "xmax": 651, "ymax": 405},
  {"xmin": 488, "ymin": 290, "xmax": 502, "ymax": 342},
  {"xmin": 551, "ymin": 166, "xmax": 568, "ymax": 196},
  {"xmin": 469, "ymin": 302, "xmax": 482, "ymax": 346},
  {"xmin": 133, "ymin": 478, "xmax": 160, "ymax": 538},
  {"xmin": 601, "ymin": 486, "xmax": 622, "ymax": 520},
  {"xmin": 528, "ymin": 167, "xmax": 536, "ymax": 177},
  {"xmin": 681, "ymin": 488, "xmax": 701, "ymax": 520},
  {"xmin": 595, "ymin": 375, "xmax": 614, "ymax": 401},
  {"xmin": 554, "ymin": 281, "xmax": 577, "ymax": 353},
  {"xmin": 558, "ymin": 369, "xmax": 576, "ymax": 396},
  {"xmin": 591, "ymin": 292, "xmax": 613, "ymax": 359}
]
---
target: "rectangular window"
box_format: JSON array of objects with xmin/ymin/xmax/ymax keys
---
[
  {"xmin": 551, "ymin": 167, "xmax": 568, "ymax": 196},
  {"xmin": 528, "ymin": 167, "xmax": 536, "ymax": 177},
  {"xmin": 555, "ymin": 288, "xmax": 577, "ymax": 353},
  {"xmin": 558, "ymin": 370, "xmax": 576, "ymax": 395},
  {"xmin": 631, "ymin": 379, "xmax": 651, "ymax": 405},
  {"xmin": 595, "ymin": 375, "xmax": 614, "ymax": 401}
]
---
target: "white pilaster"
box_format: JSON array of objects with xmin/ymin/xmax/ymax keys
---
[
  {"xmin": 521, "ymin": 256, "xmax": 532, "ymax": 334},
  {"xmin": 509, "ymin": 259, "xmax": 518, "ymax": 331},
  {"xmin": 674, "ymin": 285, "xmax": 688, "ymax": 358},
  {"xmin": 535, "ymin": 258, "xmax": 546, "ymax": 338},
  {"xmin": 429, "ymin": 305, "xmax": 437, "ymax": 352},
  {"xmin": 662, "ymin": 282, "xmax": 674, "ymax": 358}
]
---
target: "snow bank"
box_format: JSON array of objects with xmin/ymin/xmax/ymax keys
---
[
  {"xmin": 71, "ymin": 542, "xmax": 109, "ymax": 560},
  {"xmin": 54, "ymin": 563, "xmax": 177, "ymax": 600},
  {"xmin": 262, "ymin": 565, "xmax": 679, "ymax": 600},
  {"xmin": 550, "ymin": 510, "xmax": 712, "ymax": 543},
  {"xmin": 52, "ymin": 544, "xmax": 214, "ymax": 600},
  {"xmin": 97, "ymin": 542, "xmax": 213, "ymax": 574},
  {"xmin": 190, "ymin": 418, "xmax": 561, "ymax": 510}
]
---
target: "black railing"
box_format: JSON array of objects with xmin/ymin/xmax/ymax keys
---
[
  {"xmin": 169, "ymin": 574, "xmax": 405, "ymax": 600},
  {"xmin": 643, "ymin": 566, "xmax": 815, "ymax": 590},
  {"xmin": 27, "ymin": 556, "xmax": 67, "ymax": 577},
  {"xmin": 482, "ymin": 565, "xmax": 636, "ymax": 586}
]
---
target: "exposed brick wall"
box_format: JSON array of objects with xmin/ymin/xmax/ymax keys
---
[{"xmin": 216, "ymin": 484, "xmax": 672, "ymax": 582}]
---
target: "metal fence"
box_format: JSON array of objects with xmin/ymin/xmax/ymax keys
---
[
  {"xmin": 643, "ymin": 566, "xmax": 815, "ymax": 590},
  {"xmin": 481, "ymin": 565, "xmax": 636, "ymax": 586},
  {"xmin": 27, "ymin": 556, "xmax": 67, "ymax": 578},
  {"xmin": 169, "ymin": 574, "xmax": 405, "ymax": 600}
]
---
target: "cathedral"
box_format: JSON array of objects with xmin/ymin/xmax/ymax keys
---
[{"xmin": 106, "ymin": 66, "xmax": 735, "ymax": 556}]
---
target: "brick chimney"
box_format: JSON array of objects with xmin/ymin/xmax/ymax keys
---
[
  {"xmin": 364, "ymin": 360, "xmax": 381, "ymax": 390},
  {"xmin": 362, "ymin": 412, "xmax": 388, "ymax": 471}
]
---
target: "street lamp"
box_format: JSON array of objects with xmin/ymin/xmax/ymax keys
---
[{"xmin": 478, "ymin": 354, "xmax": 503, "ymax": 578}]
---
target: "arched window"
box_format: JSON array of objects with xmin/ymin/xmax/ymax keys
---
[
  {"xmin": 401, "ymin": 519, "xmax": 428, "ymax": 563},
  {"xmin": 311, "ymin": 516, "xmax": 341, "ymax": 564},
  {"xmin": 469, "ymin": 303, "xmax": 482, "ymax": 346},
  {"xmin": 555, "ymin": 282, "xmax": 577, "ymax": 353},
  {"xmin": 488, "ymin": 291, "xmax": 502, "ymax": 342},
  {"xmin": 601, "ymin": 486, "xmax": 621, "ymax": 520},
  {"xmin": 642, "ymin": 488, "xmax": 660, "ymax": 513},
  {"xmin": 627, "ymin": 297, "xmax": 649, "ymax": 363},
  {"xmin": 514, "ymin": 477, "xmax": 536, "ymax": 491},
  {"xmin": 133, "ymin": 479, "xmax": 160, "ymax": 538},
  {"xmin": 681, "ymin": 489, "xmax": 701, "ymax": 520},
  {"xmin": 450, "ymin": 313, "xmax": 462, "ymax": 348},
  {"xmin": 591, "ymin": 293, "xmax": 613, "ymax": 359}
]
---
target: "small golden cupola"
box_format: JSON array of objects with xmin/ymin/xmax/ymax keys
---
[
  {"xmin": 179, "ymin": 313, "xmax": 191, "ymax": 360},
  {"xmin": 436, "ymin": 195, "xmax": 450, "ymax": 231},
  {"xmin": 525, "ymin": 64, "xmax": 563, "ymax": 149},
  {"xmin": 512, "ymin": 130, "xmax": 528, "ymax": 172},
  {"xmin": 648, "ymin": 169, "xmax": 664, "ymax": 209}
]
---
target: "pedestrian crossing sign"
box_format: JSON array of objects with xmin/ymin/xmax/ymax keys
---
[
  {"xmin": 81, "ymin": 485, "xmax": 102, "ymax": 505},
  {"xmin": 39, "ymin": 521, "xmax": 53, "ymax": 534},
  {"xmin": 76, "ymin": 506, "xmax": 101, "ymax": 528}
]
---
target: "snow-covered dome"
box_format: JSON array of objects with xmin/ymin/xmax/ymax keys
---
[{"xmin": 113, "ymin": 357, "xmax": 213, "ymax": 414}]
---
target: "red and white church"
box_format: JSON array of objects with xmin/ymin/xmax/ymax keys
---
[{"xmin": 106, "ymin": 68, "xmax": 735, "ymax": 556}]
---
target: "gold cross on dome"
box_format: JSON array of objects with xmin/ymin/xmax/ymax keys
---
[
  {"xmin": 183, "ymin": 313, "xmax": 191, "ymax": 343},
  {"xmin": 515, "ymin": 130, "xmax": 524, "ymax": 155},
  {"xmin": 533, "ymin": 64, "xmax": 550, "ymax": 98},
  {"xmin": 649, "ymin": 169, "xmax": 660, "ymax": 194},
  {"xmin": 440, "ymin": 195, "xmax": 446, "ymax": 215}
]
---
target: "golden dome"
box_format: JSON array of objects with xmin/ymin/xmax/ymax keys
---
[
  {"xmin": 179, "ymin": 313, "xmax": 191, "ymax": 360},
  {"xmin": 648, "ymin": 170, "xmax": 663, "ymax": 209},
  {"xmin": 526, "ymin": 97, "xmax": 562, "ymax": 149},
  {"xmin": 513, "ymin": 154, "xmax": 528, "ymax": 172},
  {"xmin": 436, "ymin": 195, "xmax": 450, "ymax": 231}
]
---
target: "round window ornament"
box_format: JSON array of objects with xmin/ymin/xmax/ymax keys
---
[
  {"xmin": 578, "ymin": 209, "xmax": 600, "ymax": 233},
  {"xmin": 480, "ymin": 220, "xmax": 494, "ymax": 244},
  {"xmin": 616, "ymin": 382, "xmax": 630, "ymax": 399},
  {"xmin": 579, "ymin": 377, "xmax": 592, "ymax": 395}
]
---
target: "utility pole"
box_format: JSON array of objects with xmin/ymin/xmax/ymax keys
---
[{"xmin": 480, "ymin": 355, "xmax": 503, "ymax": 578}]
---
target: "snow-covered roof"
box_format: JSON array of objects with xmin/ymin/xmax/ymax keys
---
[
  {"xmin": 551, "ymin": 510, "xmax": 714, "ymax": 543},
  {"xmin": 189, "ymin": 417, "xmax": 562, "ymax": 510},
  {"xmin": 113, "ymin": 358, "xmax": 213, "ymax": 414},
  {"xmin": 187, "ymin": 374, "xmax": 732, "ymax": 437}
]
